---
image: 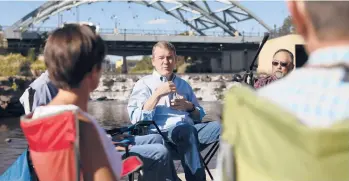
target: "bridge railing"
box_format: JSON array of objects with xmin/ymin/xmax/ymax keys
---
[{"xmin": 1, "ymin": 25, "xmax": 269, "ymax": 38}]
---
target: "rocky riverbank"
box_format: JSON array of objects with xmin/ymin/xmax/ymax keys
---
[
  {"xmin": 0, "ymin": 76, "xmax": 35, "ymax": 117},
  {"xmin": 91, "ymin": 73, "xmax": 242, "ymax": 102},
  {"xmin": 0, "ymin": 73, "xmax": 242, "ymax": 118}
]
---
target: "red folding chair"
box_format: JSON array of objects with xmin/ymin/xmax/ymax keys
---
[{"xmin": 20, "ymin": 110, "xmax": 142, "ymax": 181}]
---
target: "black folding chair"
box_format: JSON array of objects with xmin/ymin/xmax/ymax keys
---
[
  {"xmin": 107, "ymin": 120, "xmax": 219, "ymax": 181},
  {"xmin": 106, "ymin": 126, "xmax": 141, "ymax": 181}
]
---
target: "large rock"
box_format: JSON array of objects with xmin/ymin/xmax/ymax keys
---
[
  {"xmin": 0, "ymin": 76, "xmax": 32, "ymax": 118},
  {"xmin": 201, "ymin": 75, "xmax": 211, "ymax": 82},
  {"xmin": 222, "ymin": 75, "xmax": 233, "ymax": 81}
]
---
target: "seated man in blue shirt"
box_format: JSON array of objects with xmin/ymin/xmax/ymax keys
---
[
  {"xmin": 127, "ymin": 41, "xmax": 221, "ymax": 181},
  {"xmin": 20, "ymin": 70, "xmax": 58, "ymax": 114}
]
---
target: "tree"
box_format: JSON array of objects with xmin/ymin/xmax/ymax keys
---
[
  {"xmin": 278, "ymin": 15, "xmax": 295, "ymax": 35},
  {"xmin": 130, "ymin": 56, "xmax": 153, "ymax": 73}
]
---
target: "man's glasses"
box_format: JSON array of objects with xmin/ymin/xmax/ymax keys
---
[{"xmin": 272, "ymin": 61, "xmax": 288, "ymax": 67}]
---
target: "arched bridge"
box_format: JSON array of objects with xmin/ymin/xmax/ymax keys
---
[
  {"xmin": 5, "ymin": 0, "xmax": 272, "ymax": 37},
  {"xmin": 2, "ymin": 1, "xmax": 273, "ymax": 74}
]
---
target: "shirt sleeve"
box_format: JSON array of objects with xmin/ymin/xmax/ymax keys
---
[
  {"xmin": 19, "ymin": 87, "xmax": 41, "ymax": 114},
  {"xmin": 83, "ymin": 111, "xmax": 123, "ymax": 180},
  {"xmin": 19, "ymin": 89, "xmax": 30, "ymax": 115},
  {"xmin": 188, "ymin": 85, "xmax": 206, "ymax": 121},
  {"xmin": 127, "ymin": 80, "xmax": 155, "ymax": 124}
]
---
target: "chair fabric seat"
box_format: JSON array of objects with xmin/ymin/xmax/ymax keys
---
[
  {"xmin": 21, "ymin": 111, "xmax": 82, "ymax": 181},
  {"xmin": 221, "ymin": 86, "xmax": 349, "ymax": 181}
]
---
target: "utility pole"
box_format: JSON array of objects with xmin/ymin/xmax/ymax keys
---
[
  {"xmin": 76, "ymin": 6, "xmax": 79, "ymax": 23},
  {"xmin": 58, "ymin": 14, "xmax": 63, "ymax": 27},
  {"xmin": 111, "ymin": 15, "xmax": 118, "ymax": 29}
]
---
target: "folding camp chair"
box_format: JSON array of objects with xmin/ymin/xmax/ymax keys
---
[
  {"xmin": 219, "ymin": 85, "xmax": 349, "ymax": 181},
  {"xmin": 20, "ymin": 110, "xmax": 143, "ymax": 181},
  {"xmin": 106, "ymin": 120, "xmax": 220, "ymax": 181}
]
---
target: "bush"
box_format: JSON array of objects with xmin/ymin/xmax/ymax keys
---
[
  {"xmin": 130, "ymin": 56, "xmax": 153, "ymax": 73},
  {"xmin": 130, "ymin": 69, "xmax": 153, "ymax": 74},
  {"xmin": 0, "ymin": 54, "xmax": 31, "ymax": 76},
  {"xmin": 30, "ymin": 60, "xmax": 46, "ymax": 71},
  {"xmin": 176, "ymin": 62, "xmax": 191, "ymax": 74},
  {"xmin": 27, "ymin": 48, "xmax": 37, "ymax": 62},
  {"xmin": 129, "ymin": 55, "xmax": 187, "ymax": 74}
]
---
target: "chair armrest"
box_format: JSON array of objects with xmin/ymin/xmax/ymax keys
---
[
  {"xmin": 134, "ymin": 121, "xmax": 155, "ymax": 127},
  {"xmin": 132, "ymin": 121, "xmax": 158, "ymax": 135},
  {"xmin": 105, "ymin": 124, "xmax": 135, "ymax": 136},
  {"xmin": 121, "ymin": 156, "xmax": 143, "ymax": 178},
  {"xmin": 105, "ymin": 121, "xmax": 155, "ymax": 137},
  {"xmin": 113, "ymin": 139, "xmax": 132, "ymax": 151}
]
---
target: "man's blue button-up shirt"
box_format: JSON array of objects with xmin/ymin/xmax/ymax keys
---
[{"xmin": 127, "ymin": 70, "xmax": 206, "ymax": 130}]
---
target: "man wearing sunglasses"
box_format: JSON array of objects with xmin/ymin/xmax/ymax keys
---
[
  {"xmin": 271, "ymin": 49, "xmax": 294, "ymax": 77},
  {"xmin": 254, "ymin": 49, "xmax": 294, "ymax": 88}
]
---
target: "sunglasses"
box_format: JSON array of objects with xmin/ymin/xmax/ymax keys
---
[{"xmin": 272, "ymin": 61, "xmax": 288, "ymax": 67}]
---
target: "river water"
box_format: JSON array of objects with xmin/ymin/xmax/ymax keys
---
[{"xmin": 0, "ymin": 101, "xmax": 222, "ymax": 174}]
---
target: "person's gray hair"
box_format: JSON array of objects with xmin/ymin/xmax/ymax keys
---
[{"xmin": 152, "ymin": 41, "xmax": 177, "ymax": 57}]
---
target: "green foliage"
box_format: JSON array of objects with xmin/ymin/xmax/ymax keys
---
[
  {"xmin": 115, "ymin": 66, "xmax": 122, "ymax": 73},
  {"xmin": 0, "ymin": 54, "xmax": 30, "ymax": 76},
  {"xmin": 0, "ymin": 53, "xmax": 45, "ymax": 76},
  {"xmin": 0, "ymin": 32, "xmax": 5, "ymax": 48},
  {"xmin": 178, "ymin": 31, "xmax": 196, "ymax": 36},
  {"xmin": 11, "ymin": 82, "xmax": 18, "ymax": 91},
  {"xmin": 129, "ymin": 55, "xmax": 187, "ymax": 74},
  {"xmin": 175, "ymin": 56, "xmax": 185, "ymax": 72},
  {"xmin": 30, "ymin": 60, "xmax": 46, "ymax": 71},
  {"xmin": 273, "ymin": 15, "xmax": 295, "ymax": 37},
  {"xmin": 280, "ymin": 16, "xmax": 295, "ymax": 34},
  {"xmin": 177, "ymin": 63, "xmax": 190, "ymax": 74},
  {"xmin": 130, "ymin": 56, "xmax": 153, "ymax": 73},
  {"xmin": 27, "ymin": 48, "xmax": 37, "ymax": 62}
]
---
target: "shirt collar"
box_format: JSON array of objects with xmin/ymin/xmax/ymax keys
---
[
  {"xmin": 307, "ymin": 46, "xmax": 349, "ymax": 66},
  {"xmin": 152, "ymin": 69, "xmax": 176, "ymax": 82}
]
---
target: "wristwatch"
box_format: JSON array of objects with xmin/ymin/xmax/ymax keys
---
[{"xmin": 188, "ymin": 103, "xmax": 196, "ymax": 113}]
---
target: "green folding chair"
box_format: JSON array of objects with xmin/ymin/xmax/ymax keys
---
[{"xmin": 219, "ymin": 86, "xmax": 349, "ymax": 181}]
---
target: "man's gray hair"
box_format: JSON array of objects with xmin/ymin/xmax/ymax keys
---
[
  {"xmin": 304, "ymin": 1, "xmax": 349, "ymax": 40},
  {"xmin": 152, "ymin": 41, "xmax": 177, "ymax": 57}
]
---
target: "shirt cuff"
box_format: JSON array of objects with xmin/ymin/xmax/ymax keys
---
[
  {"xmin": 195, "ymin": 106, "xmax": 206, "ymax": 121},
  {"xmin": 140, "ymin": 109, "xmax": 155, "ymax": 121}
]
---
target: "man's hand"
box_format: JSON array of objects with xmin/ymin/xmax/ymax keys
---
[
  {"xmin": 170, "ymin": 95, "xmax": 193, "ymax": 111},
  {"xmin": 143, "ymin": 81, "xmax": 176, "ymax": 111},
  {"xmin": 155, "ymin": 81, "xmax": 177, "ymax": 97}
]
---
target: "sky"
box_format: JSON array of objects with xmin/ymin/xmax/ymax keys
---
[{"xmin": 0, "ymin": 0, "xmax": 290, "ymax": 62}]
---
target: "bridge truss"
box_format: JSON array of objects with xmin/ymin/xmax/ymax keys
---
[{"xmin": 7, "ymin": 0, "xmax": 272, "ymax": 37}]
